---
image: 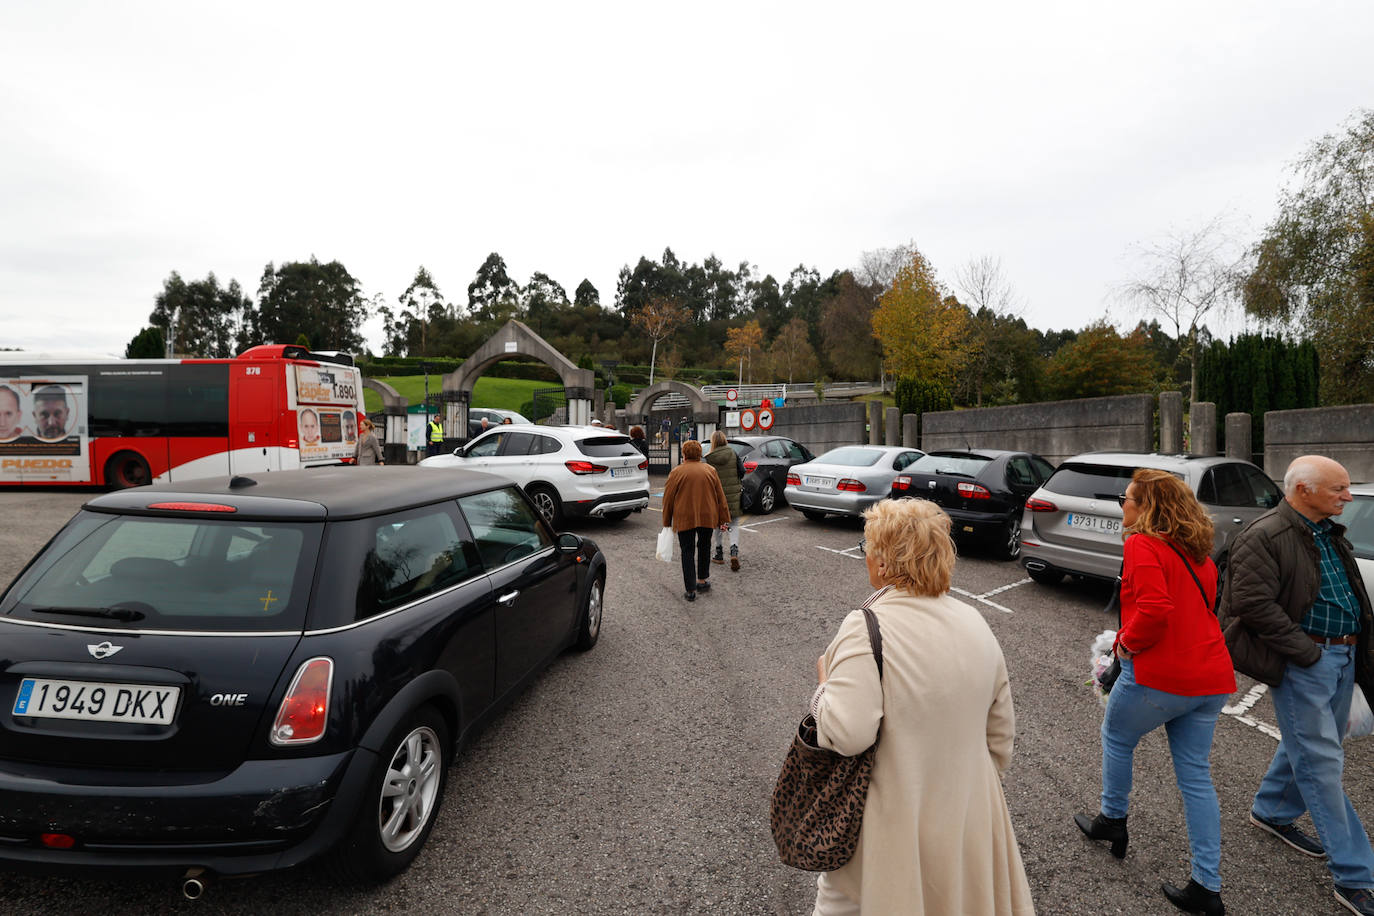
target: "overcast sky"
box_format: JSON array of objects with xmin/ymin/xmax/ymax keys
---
[{"xmin": 3, "ymin": 1, "xmax": 1372, "ymax": 358}]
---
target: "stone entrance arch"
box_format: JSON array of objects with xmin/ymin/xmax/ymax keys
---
[
  {"xmin": 362, "ymin": 378, "xmax": 410, "ymax": 465},
  {"xmin": 442, "ymin": 319, "xmax": 595, "ymax": 434},
  {"xmin": 626, "ymin": 380, "xmax": 721, "ymax": 442}
]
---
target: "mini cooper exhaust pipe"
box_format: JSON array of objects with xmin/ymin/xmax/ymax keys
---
[{"xmin": 181, "ymin": 868, "xmax": 211, "ymax": 900}]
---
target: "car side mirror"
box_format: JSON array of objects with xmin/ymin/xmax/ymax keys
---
[{"xmin": 557, "ymin": 532, "xmax": 580, "ymax": 552}]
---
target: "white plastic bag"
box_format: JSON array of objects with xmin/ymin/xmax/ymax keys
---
[
  {"xmin": 1348, "ymin": 685, "xmax": 1374, "ymax": 740},
  {"xmin": 655, "ymin": 527, "xmax": 675, "ymax": 563}
]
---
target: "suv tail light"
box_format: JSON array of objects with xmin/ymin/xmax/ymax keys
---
[
  {"xmin": 271, "ymin": 657, "xmax": 333, "ymax": 746},
  {"xmin": 786, "ymin": 472, "xmax": 801, "ymax": 486},
  {"xmin": 638, "ymin": 459, "xmax": 648, "ymax": 470},
  {"xmin": 891, "ymin": 475, "xmax": 912, "ymax": 491},
  {"xmin": 956, "ymin": 482, "xmax": 991, "ymax": 499},
  {"xmin": 743, "ymin": 460, "xmax": 758, "ymax": 473},
  {"xmin": 837, "ymin": 478, "xmax": 867, "ymax": 492},
  {"xmin": 564, "ymin": 460, "xmax": 608, "ymax": 475},
  {"xmin": 1025, "ymin": 497, "xmax": 1058, "ymax": 512}
]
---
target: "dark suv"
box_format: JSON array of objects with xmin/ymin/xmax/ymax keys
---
[
  {"xmin": 0, "ymin": 467, "xmax": 605, "ymax": 889},
  {"xmin": 1019, "ymin": 452, "xmax": 1281, "ymax": 585}
]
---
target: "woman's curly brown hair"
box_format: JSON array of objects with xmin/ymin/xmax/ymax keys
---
[{"xmin": 1126, "ymin": 468, "xmax": 1214, "ymax": 561}]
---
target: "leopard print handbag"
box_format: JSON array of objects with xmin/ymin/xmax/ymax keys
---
[{"xmin": 770, "ymin": 607, "xmax": 883, "ymax": 871}]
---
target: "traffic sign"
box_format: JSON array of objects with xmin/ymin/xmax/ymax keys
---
[
  {"xmin": 726, "ymin": 387, "xmax": 738, "ymax": 405},
  {"xmin": 740, "ymin": 409, "xmax": 757, "ymax": 431},
  {"xmin": 757, "ymin": 408, "xmax": 774, "ymax": 430}
]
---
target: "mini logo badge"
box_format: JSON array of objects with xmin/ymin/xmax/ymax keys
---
[{"xmin": 87, "ymin": 641, "xmax": 124, "ymax": 659}]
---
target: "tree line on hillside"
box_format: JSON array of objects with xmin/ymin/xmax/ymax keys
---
[{"xmin": 123, "ymin": 108, "xmax": 1374, "ymax": 410}]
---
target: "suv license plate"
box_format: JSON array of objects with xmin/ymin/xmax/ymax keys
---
[
  {"xmin": 1065, "ymin": 513, "xmax": 1122, "ymax": 534},
  {"xmin": 804, "ymin": 476, "xmax": 835, "ymax": 488},
  {"xmin": 13, "ymin": 678, "xmax": 179, "ymax": 725},
  {"xmin": 610, "ymin": 467, "xmax": 633, "ymax": 478}
]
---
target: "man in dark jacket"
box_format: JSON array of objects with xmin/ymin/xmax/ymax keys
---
[{"xmin": 1218, "ymin": 455, "xmax": 1374, "ymax": 915}]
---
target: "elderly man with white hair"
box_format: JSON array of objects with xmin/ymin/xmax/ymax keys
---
[{"xmin": 1219, "ymin": 455, "xmax": 1374, "ymax": 915}]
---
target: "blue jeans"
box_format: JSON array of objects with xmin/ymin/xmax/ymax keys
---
[
  {"xmin": 1253, "ymin": 644, "xmax": 1374, "ymax": 888},
  {"xmin": 1100, "ymin": 659, "xmax": 1229, "ymax": 891}
]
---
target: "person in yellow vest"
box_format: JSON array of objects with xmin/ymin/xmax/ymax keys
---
[{"xmin": 427, "ymin": 415, "xmax": 444, "ymax": 457}]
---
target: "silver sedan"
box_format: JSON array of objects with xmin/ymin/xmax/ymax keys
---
[{"xmin": 785, "ymin": 445, "xmax": 924, "ymax": 521}]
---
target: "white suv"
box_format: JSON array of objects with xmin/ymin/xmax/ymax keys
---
[{"xmin": 419, "ymin": 424, "xmax": 649, "ymax": 526}]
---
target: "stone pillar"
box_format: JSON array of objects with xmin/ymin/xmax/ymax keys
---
[
  {"xmin": 1225, "ymin": 413, "xmax": 1252, "ymax": 462},
  {"xmin": 885, "ymin": 407, "xmax": 900, "ymax": 446},
  {"xmin": 566, "ymin": 399, "xmax": 591, "ymax": 425},
  {"xmin": 383, "ymin": 407, "xmax": 408, "ymax": 466},
  {"xmin": 697, "ymin": 421, "xmax": 717, "ymax": 443},
  {"xmin": 1159, "ymin": 392, "xmax": 1184, "ymax": 454},
  {"xmin": 593, "ymin": 389, "xmax": 605, "ymax": 416},
  {"xmin": 868, "ymin": 400, "xmax": 883, "ymax": 446},
  {"xmin": 903, "ymin": 413, "xmax": 919, "ymax": 449},
  {"xmin": 1189, "ymin": 402, "xmax": 1217, "ymax": 456}
]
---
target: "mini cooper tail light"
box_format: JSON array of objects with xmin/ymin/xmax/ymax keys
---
[
  {"xmin": 743, "ymin": 460, "xmax": 759, "ymax": 473},
  {"xmin": 956, "ymin": 482, "xmax": 992, "ymax": 499},
  {"xmin": 564, "ymin": 460, "xmax": 608, "ymax": 475},
  {"xmin": 837, "ymin": 478, "xmax": 867, "ymax": 492},
  {"xmin": 271, "ymin": 657, "xmax": 333, "ymax": 746},
  {"xmin": 1026, "ymin": 497, "xmax": 1058, "ymax": 512},
  {"xmin": 786, "ymin": 472, "xmax": 801, "ymax": 486},
  {"xmin": 891, "ymin": 475, "xmax": 912, "ymax": 491}
]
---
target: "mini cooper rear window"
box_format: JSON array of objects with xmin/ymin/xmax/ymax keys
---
[{"xmin": 2, "ymin": 513, "xmax": 322, "ymax": 632}]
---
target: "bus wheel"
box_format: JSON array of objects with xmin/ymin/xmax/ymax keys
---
[{"xmin": 105, "ymin": 452, "xmax": 151, "ymax": 489}]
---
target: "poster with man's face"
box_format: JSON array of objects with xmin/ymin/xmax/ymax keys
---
[{"xmin": 0, "ymin": 376, "xmax": 89, "ymax": 482}]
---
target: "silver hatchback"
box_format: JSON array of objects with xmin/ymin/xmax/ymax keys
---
[{"xmin": 1019, "ymin": 452, "xmax": 1282, "ymax": 586}]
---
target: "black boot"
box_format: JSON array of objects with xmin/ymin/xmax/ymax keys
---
[
  {"xmin": 1073, "ymin": 812, "xmax": 1128, "ymax": 858},
  {"xmin": 1162, "ymin": 878, "xmax": 1224, "ymax": 915}
]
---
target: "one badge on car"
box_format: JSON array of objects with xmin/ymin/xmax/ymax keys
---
[{"xmin": 87, "ymin": 641, "xmax": 123, "ymax": 659}]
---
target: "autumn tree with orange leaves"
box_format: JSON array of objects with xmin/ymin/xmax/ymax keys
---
[
  {"xmin": 725, "ymin": 320, "xmax": 765, "ymax": 385},
  {"xmin": 630, "ymin": 296, "xmax": 690, "ymax": 385},
  {"xmin": 870, "ymin": 248, "xmax": 973, "ymax": 386}
]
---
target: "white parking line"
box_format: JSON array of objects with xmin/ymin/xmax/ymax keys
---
[
  {"xmin": 815, "ymin": 544, "xmax": 865, "ymax": 559},
  {"xmin": 740, "ymin": 517, "xmax": 789, "ymax": 531},
  {"xmin": 951, "ymin": 587, "xmax": 1015, "ymax": 615},
  {"xmin": 979, "ymin": 578, "xmax": 1032, "ymax": 599},
  {"xmin": 1223, "ymin": 683, "xmax": 1281, "ymax": 740}
]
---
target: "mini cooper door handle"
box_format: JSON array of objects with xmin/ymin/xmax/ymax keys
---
[{"xmin": 498, "ymin": 590, "xmax": 520, "ymax": 606}]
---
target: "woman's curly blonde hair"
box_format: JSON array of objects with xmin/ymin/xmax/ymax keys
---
[
  {"xmin": 862, "ymin": 498, "xmax": 955, "ymax": 596},
  {"xmin": 1126, "ymin": 468, "xmax": 1214, "ymax": 561}
]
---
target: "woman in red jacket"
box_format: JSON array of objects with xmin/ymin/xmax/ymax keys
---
[{"xmin": 1075, "ymin": 468, "xmax": 1236, "ymax": 916}]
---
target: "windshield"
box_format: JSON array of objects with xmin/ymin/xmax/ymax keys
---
[
  {"xmin": 576, "ymin": 436, "xmax": 640, "ymax": 458},
  {"xmin": 1043, "ymin": 463, "xmax": 1137, "ymax": 500},
  {"xmin": 1, "ymin": 511, "xmax": 322, "ymax": 632},
  {"xmin": 910, "ymin": 453, "xmax": 992, "ymax": 476},
  {"xmin": 814, "ymin": 447, "xmax": 884, "ymax": 468},
  {"xmin": 1345, "ymin": 495, "xmax": 1374, "ymax": 561}
]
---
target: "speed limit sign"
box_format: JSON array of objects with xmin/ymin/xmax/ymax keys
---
[
  {"xmin": 740, "ymin": 409, "xmax": 757, "ymax": 431},
  {"xmin": 757, "ymin": 407, "xmax": 774, "ymax": 430}
]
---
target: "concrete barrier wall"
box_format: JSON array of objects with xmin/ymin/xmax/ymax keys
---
[
  {"xmin": 765, "ymin": 402, "xmax": 866, "ymax": 455},
  {"xmin": 1265, "ymin": 406, "xmax": 1374, "ymax": 483},
  {"xmin": 920, "ymin": 394, "xmax": 1155, "ymax": 465}
]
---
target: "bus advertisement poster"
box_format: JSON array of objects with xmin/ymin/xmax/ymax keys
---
[
  {"xmin": 293, "ymin": 365, "xmax": 358, "ymax": 407},
  {"xmin": 0, "ymin": 375, "xmax": 90, "ymax": 482}
]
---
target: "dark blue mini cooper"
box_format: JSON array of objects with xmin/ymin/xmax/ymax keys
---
[{"xmin": 0, "ymin": 467, "xmax": 605, "ymax": 892}]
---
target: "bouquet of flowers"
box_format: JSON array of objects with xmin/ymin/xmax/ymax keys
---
[{"xmin": 1089, "ymin": 628, "xmax": 1119, "ymax": 706}]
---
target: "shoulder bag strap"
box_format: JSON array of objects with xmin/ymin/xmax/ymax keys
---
[
  {"xmin": 1163, "ymin": 540, "xmax": 1210, "ymax": 606},
  {"xmin": 861, "ymin": 607, "xmax": 884, "ymax": 681}
]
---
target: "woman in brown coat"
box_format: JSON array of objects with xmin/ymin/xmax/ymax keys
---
[{"xmin": 661, "ymin": 439, "xmax": 731, "ymax": 602}]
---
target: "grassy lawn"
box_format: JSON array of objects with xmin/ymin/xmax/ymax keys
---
[{"xmin": 363, "ymin": 376, "xmax": 549, "ymax": 415}]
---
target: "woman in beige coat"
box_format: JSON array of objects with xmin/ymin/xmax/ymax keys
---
[{"xmin": 811, "ymin": 498, "xmax": 1035, "ymax": 915}]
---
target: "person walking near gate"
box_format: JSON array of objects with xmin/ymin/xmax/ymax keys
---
[
  {"xmin": 660, "ymin": 439, "xmax": 730, "ymax": 602},
  {"xmin": 426, "ymin": 414, "xmax": 444, "ymax": 457},
  {"xmin": 1220, "ymin": 455, "xmax": 1374, "ymax": 916},
  {"xmin": 705, "ymin": 430, "xmax": 743, "ymax": 571}
]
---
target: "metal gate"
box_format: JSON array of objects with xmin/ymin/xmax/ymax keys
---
[{"xmin": 530, "ymin": 387, "xmax": 567, "ymax": 424}]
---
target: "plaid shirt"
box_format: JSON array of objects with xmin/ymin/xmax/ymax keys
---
[{"xmin": 1300, "ymin": 517, "xmax": 1362, "ymax": 637}]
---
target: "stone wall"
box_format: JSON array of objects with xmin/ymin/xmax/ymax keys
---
[
  {"xmin": 1264, "ymin": 406, "xmax": 1374, "ymax": 483},
  {"xmin": 754, "ymin": 402, "xmax": 866, "ymax": 455},
  {"xmin": 920, "ymin": 394, "xmax": 1155, "ymax": 465}
]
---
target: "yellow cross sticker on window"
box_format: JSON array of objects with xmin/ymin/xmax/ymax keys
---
[{"xmin": 259, "ymin": 590, "xmax": 278, "ymax": 612}]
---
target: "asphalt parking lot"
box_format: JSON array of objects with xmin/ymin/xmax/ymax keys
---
[{"xmin": 0, "ymin": 484, "xmax": 1369, "ymax": 915}]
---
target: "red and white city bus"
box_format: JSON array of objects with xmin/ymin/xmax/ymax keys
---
[{"xmin": 0, "ymin": 345, "xmax": 365, "ymax": 487}]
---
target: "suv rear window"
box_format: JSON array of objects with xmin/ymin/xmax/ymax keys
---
[
  {"xmin": 1042, "ymin": 462, "xmax": 1137, "ymax": 499},
  {"xmin": 576, "ymin": 435, "xmax": 640, "ymax": 458},
  {"xmin": 1, "ymin": 512, "xmax": 322, "ymax": 632},
  {"xmin": 911, "ymin": 453, "xmax": 992, "ymax": 476}
]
